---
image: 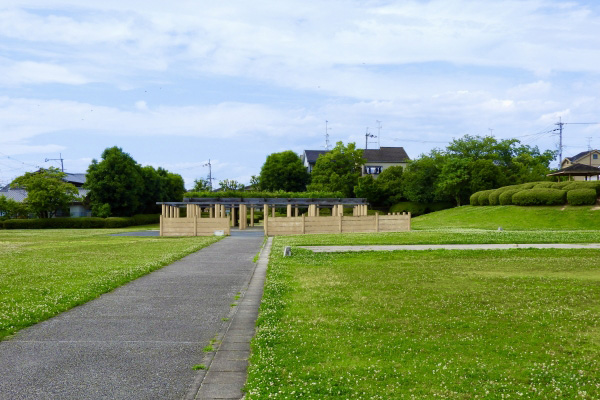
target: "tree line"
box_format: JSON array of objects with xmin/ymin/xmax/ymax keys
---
[{"xmin": 250, "ymin": 135, "xmax": 556, "ymax": 207}]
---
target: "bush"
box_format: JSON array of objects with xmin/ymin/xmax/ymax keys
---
[
  {"xmin": 550, "ymin": 181, "xmax": 572, "ymax": 189},
  {"xmin": 512, "ymin": 189, "xmax": 567, "ymax": 206},
  {"xmin": 498, "ymin": 189, "xmax": 521, "ymax": 205},
  {"xmin": 567, "ymin": 189, "xmax": 597, "ymax": 206},
  {"xmin": 389, "ymin": 201, "xmax": 453, "ymax": 217},
  {"xmin": 562, "ymin": 181, "xmax": 600, "ymax": 196},
  {"xmin": 534, "ymin": 182, "xmax": 554, "ymax": 188},
  {"xmin": 519, "ymin": 182, "xmax": 537, "ymax": 190},
  {"xmin": 488, "ymin": 189, "xmax": 506, "ymax": 205},
  {"xmin": 2, "ymin": 214, "xmax": 160, "ymax": 229},
  {"xmin": 469, "ymin": 192, "xmax": 481, "ymax": 206},
  {"xmin": 477, "ymin": 190, "xmax": 495, "ymax": 206}
]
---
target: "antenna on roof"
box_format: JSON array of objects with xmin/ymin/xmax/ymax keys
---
[
  {"xmin": 376, "ymin": 120, "xmax": 382, "ymax": 149},
  {"xmin": 324, "ymin": 120, "xmax": 332, "ymax": 150},
  {"xmin": 365, "ymin": 127, "xmax": 377, "ymax": 150},
  {"xmin": 45, "ymin": 153, "xmax": 64, "ymax": 172}
]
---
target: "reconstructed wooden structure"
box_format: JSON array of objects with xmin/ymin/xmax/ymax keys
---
[{"xmin": 158, "ymin": 198, "xmax": 410, "ymax": 236}]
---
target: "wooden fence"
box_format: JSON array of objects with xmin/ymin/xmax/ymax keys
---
[
  {"xmin": 264, "ymin": 213, "xmax": 411, "ymax": 236},
  {"xmin": 160, "ymin": 215, "xmax": 230, "ymax": 237}
]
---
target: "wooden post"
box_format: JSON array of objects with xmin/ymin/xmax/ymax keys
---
[
  {"xmin": 194, "ymin": 214, "xmax": 198, "ymax": 236},
  {"xmin": 408, "ymin": 212, "xmax": 411, "ymax": 231},
  {"xmin": 294, "ymin": 206, "xmax": 299, "ymax": 217},
  {"xmin": 375, "ymin": 212, "xmax": 379, "ymax": 233},
  {"xmin": 302, "ymin": 213, "xmax": 306, "ymax": 234},
  {"xmin": 316, "ymin": 206, "xmax": 320, "ymax": 217},
  {"xmin": 272, "ymin": 206, "xmax": 275, "ymax": 218},
  {"xmin": 250, "ymin": 206, "xmax": 254, "ymax": 227},
  {"xmin": 263, "ymin": 204, "xmax": 269, "ymax": 236},
  {"xmin": 161, "ymin": 204, "xmax": 165, "ymax": 218},
  {"xmin": 231, "ymin": 206, "xmax": 237, "ymax": 227},
  {"xmin": 159, "ymin": 215, "xmax": 163, "ymax": 236},
  {"xmin": 339, "ymin": 213, "xmax": 342, "ymax": 233},
  {"xmin": 287, "ymin": 204, "xmax": 292, "ymax": 218}
]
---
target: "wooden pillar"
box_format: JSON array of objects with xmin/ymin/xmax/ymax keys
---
[
  {"xmin": 294, "ymin": 206, "xmax": 299, "ymax": 217},
  {"xmin": 221, "ymin": 205, "xmax": 226, "ymax": 218},
  {"xmin": 159, "ymin": 215, "xmax": 163, "ymax": 236},
  {"xmin": 194, "ymin": 214, "xmax": 198, "ymax": 236},
  {"xmin": 272, "ymin": 206, "xmax": 275, "ymax": 218},
  {"xmin": 339, "ymin": 213, "xmax": 343, "ymax": 233},
  {"xmin": 316, "ymin": 206, "xmax": 320, "ymax": 217},
  {"xmin": 161, "ymin": 204, "xmax": 166, "ymax": 218},
  {"xmin": 302, "ymin": 213, "xmax": 306, "ymax": 234},
  {"xmin": 239, "ymin": 205, "xmax": 247, "ymax": 230},
  {"xmin": 375, "ymin": 212, "xmax": 379, "ymax": 233},
  {"xmin": 287, "ymin": 204, "xmax": 292, "ymax": 218},
  {"xmin": 231, "ymin": 206, "xmax": 237, "ymax": 227},
  {"xmin": 263, "ymin": 204, "xmax": 269, "ymax": 236},
  {"xmin": 250, "ymin": 206, "xmax": 255, "ymax": 227}
]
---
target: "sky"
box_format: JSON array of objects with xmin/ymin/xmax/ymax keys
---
[{"xmin": 1, "ymin": 0, "xmax": 600, "ymax": 189}]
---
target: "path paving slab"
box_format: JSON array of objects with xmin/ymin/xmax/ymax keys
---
[{"xmin": 0, "ymin": 235, "xmax": 263, "ymax": 400}]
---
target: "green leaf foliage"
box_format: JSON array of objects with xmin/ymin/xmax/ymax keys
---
[
  {"xmin": 183, "ymin": 190, "xmax": 344, "ymax": 199},
  {"xmin": 0, "ymin": 195, "xmax": 29, "ymax": 220},
  {"xmin": 2, "ymin": 214, "xmax": 159, "ymax": 229},
  {"xmin": 567, "ymin": 189, "xmax": 597, "ymax": 206},
  {"xmin": 11, "ymin": 167, "xmax": 78, "ymax": 218},
  {"xmin": 259, "ymin": 150, "xmax": 309, "ymax": 192},
  {"xmin": 307, "ymin": 142, "xmax": 365, "ymax": 197},
  {"xmin": 512, "ymin": 188, "xmax": 567, "ymax": 206}
]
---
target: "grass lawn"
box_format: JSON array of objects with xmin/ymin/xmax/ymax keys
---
[
  {"xmin": 0, "ymin": 228, "xmax": 220, "ymax": 340},
  {"xmin": 412, "ymin": 205, "xmax": 600, "ymax": 231},
  {"xmin": 246, "ymin": 239, "xmax": 600, "ymax": 399}
]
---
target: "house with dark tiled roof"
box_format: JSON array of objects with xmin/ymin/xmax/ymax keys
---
[
  {"xmin": 0, "ymin": 172, "xmax": 91, "ymax": 217},
  {"xmin": 301, "ymin": 147, "xmax": 410, "ymax": 177},
  {"xmin": 560, "ymin": 150, "xmax": 600, "ymax": 181}
]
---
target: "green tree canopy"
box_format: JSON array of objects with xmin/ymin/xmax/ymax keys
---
[
  {"xmin": 11, "ymin": 167, "xmax": 78, "ymax": 218},
  {"xmin": 259, "ymin": 150, "xmax": 309, "ymax": 192},
  {"xmin": 85, "ymin": 147, "xmax": 144, "ymax": 217},
  {"xmin": 307, "ymin": 142, "xmax": 365, "ymax": 197},
  {"xmin": 192, "ymin": 178, "xmax": 211, "ymax": 192},
  {"xmin": 219, "ymin": 179, "xmax": 245, "ymax": 191}
]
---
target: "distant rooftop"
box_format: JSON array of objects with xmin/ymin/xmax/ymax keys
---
[{"xmin": 303, "ymin": 147, "xmax": 409, "ymax": 164}]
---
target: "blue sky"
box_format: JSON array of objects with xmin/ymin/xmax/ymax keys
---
[{"xmin": 1, "ymin": 0, "xmax": 600, "ymax": 188}]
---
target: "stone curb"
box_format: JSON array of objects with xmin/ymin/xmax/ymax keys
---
[
  {"xmin": 189, "ymin": 237, "xmax": 272, "ymax": 400},
  {"xmin": 299, "ymin": 243, "xmax": 600, "ymax": 252}
]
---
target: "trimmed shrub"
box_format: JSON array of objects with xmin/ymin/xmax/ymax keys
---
[
  {"xmin": 519, "ymin": 182, "xmax": 537, "ymax": 190},
  {"xmin": 2, "ymin": 214, "xmax": 160, "ymax": 229},
  {"xmin": 512, "ymin": 189, "xmax": 567, "ymax": 206},
  {"xmin": 488, "ymin": 189, "xmax": 508, "ymax": 205},
  {"xmin": 563, "ymin": 181, "xmax": 600, "ymax": 196},
  {"xmin": 567, "ymin": 189, "xmax": 597, "ymax": 206},
  {"xmin": 469, "ymin": 192, "xmax": 481, "ymax": 206},
  {"xmin": 534, "ymin": 182, "xmax": 554, "ymax": 188},
  {"xmin": 550, "ymin": 181, "xmax": 572, "ymax": 189},
  {"xmin": 498, "ymin": 189, "xmax": 521, "ymax": 205},
  {"xmin": 477, "ymin": 190, "xmax": 495, "ymax": 206}
]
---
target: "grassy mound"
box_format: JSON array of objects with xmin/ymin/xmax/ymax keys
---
[{"xmin": 412, "ymin": 204, "xmax": 600, "ymax": 230}]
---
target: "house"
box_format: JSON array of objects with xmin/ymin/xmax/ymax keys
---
[
  {"xmin": 301, "ymin": 147, "xmax": 410, "ymax": 177},
  {"xmin": 0, "ymin": 172, "xmax": 91, "ymax": 217},
  {"xmin": 560, "ymin": 150, "xmax": 600, "ymax": 181}
]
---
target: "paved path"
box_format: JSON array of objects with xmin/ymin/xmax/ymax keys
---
[
  {"xmin": 299, "ymin": 243, "xmax": 600, "ymax": 252},
  {"xmin": 0, "ymin": 235, "xmax": 264, "ymax": 400}
]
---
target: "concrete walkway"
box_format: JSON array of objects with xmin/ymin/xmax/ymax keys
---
[
  {"xmin": 300, "ymin": 243, "xmax": 600, "ymax": 252},
  {"xmin": 0, "ymin": 234, "xmax": 264, "ymax": 400}
]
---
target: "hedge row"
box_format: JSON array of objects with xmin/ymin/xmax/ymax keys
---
[
  {"xmin": 183, "ymin": 190, "xmax": 345, "ymax": 199},
  {"xmin": 2, "ymin": 214, "xmax": 159, "ymax": 229},
  {"xmin": 389, "ymin": 201, "xmax": 454, "ymax": 217},
  {"xmin": 470, "ymin": 181, "xmax": 600, "ymax": 207}
]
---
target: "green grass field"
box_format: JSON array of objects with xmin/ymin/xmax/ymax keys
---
[
  {"xmin": 246, "ymin": 240, "xmax": 600, "ymax": 399},
  {"xmin": 0, "ymin": 228, "xmax": 220, "ymax": 340},
  {"xmin": 412, "ymin": 205, "xmax": 600, "ymax": 231},
  {"xmin": 246, "ymin": 206, "xmax": 600, "ymax": 398}
]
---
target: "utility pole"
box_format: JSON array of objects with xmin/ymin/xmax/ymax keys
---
[
  {"xmin": 554, "ymin": 118, "xmax": 599, "ymax": 168},
  {"xmin": 45, "ymin": 153, "xmax": 64, "ymax": 172},
  {"xmin": 376, "ymin": 120, "xmax": 382, "ymax": 149},
  {"xmin": 324, "ymin": 120, "xmax": 332, "ymax": 150},
  {"xmin": 202, "ymin": 159, "xmax": 214, "ymax": 191}
]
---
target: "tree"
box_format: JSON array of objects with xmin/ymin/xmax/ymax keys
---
[
  {"xmin": 376, "ymin": 165, "xmax": 404, "ymax": 206},
  {"xmin": 0, "ymin": 195, "xmax": 29, "ymax": 219},
  {"xmin": 218, "ymin": 179, "xmax": 245, "ymax": 191},
  {"xmin": 11, "ymin": 167, "xmax": 78, "ymax": 218},
  {"xmin": 85, "ymin": 147, "xmax": 144, "ymax": 217},
  {"xmin": 307, "ymin": 142, "xmax": 365, "ymax": 197},
  {"xmin": 259, "ymin": 151, "xmax": 309, "ymax": 192},
  {"xmin": 402, "ymin": 153, "xmax": 446, "ymax": 203},
  {"xmin": 354, "ymin": 175, "xmax": 384, "ymax": 205},
  {"xmin": 192, "ymin": 178, "xmax": 211, "ymax": 192}
]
